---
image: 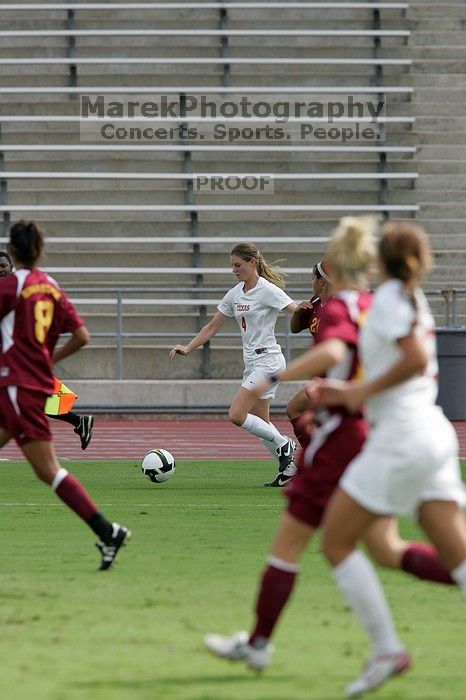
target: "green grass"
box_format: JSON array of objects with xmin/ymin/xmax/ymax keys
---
[{"xmin": 0, "ymin": 459, "xmax": 465, "ymax": 700}]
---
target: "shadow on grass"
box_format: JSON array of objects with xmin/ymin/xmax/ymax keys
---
[{"xmin": 70, "ymin": 671, "xmax": 295, "ymax": 699}]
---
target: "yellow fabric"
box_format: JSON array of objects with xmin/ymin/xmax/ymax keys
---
[{"xmin": 45, "ymin": 377, "xmax": 78, "ymax": 415}]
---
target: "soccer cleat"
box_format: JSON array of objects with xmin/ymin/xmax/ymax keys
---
[
  {"xmin": 203, "ymin": 631, "xmax": 273, "ymax": 670},
  {"xmin": 345, "ymin": 651, "xmax": 412, "ymax": 697},
  {"xmin": 276, "ymin": 437, "xmax": 297, "ymax": 473},
  {"xmin": 96, "ymin": 523, "xmax": 131, "ymax": 571},
  {"xmin": 264, "ymin": 462, "xmax": 297, "ymax": 487},
  {"xmin": 74, "ymin": 415, "xmax": 94, "ymax": 450}
]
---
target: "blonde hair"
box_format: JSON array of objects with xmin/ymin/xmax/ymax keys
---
[
  {"xmin": 325, "ymin": 216, "xmax": 378, "ymax": 288},
  {"xmin": 230, "ymin": 241, "xmax": 286, "ymax": 289}
]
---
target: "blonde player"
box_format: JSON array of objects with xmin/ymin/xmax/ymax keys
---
[{"xmin": 169, "ymin": 241, "xmax": 298, "ymax": 486}]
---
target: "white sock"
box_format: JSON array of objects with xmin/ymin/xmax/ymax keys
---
[
  {"xmin": 333, "ymin": 551, "xmax": 404, "ymax": 656},
  {"xmin": 260, "ymin": 437, "xmax": 278, "ymax": 457},
  {"xmin": 51, "ymin": 467, "xmax": 69, "ymax": 491},
  {"xmin": 241, "ymin": 414, "xmax": 287, "ymax": 449},
  {"xmin": 267, "ymin": 554, "xmax": 300, "ymax": 573},
  {"xmin": 451, "ymin": 559, "xmax": 466, "ymax": 596}
]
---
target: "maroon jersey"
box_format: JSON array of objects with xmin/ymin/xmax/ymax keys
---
[
  {"xmin": 285, "ymin": 289, "xmax": 372, "ymax": 528},
  {"xmin": 296, "ymin": 295, "xmax": 322, "ymax": 338},
  {"xmin": 315, "ymin": 289, "xmax": 372, "ymax": 388},
  {"xmin": 0, "ymin": 268, "xmax": 83, "ymax": 393}
]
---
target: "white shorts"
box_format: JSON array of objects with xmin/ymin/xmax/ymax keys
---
[
  {"xmin": 241, "ymin": 352, "xmax": 286, "ymax": 400},
  {"xmin": 340, "ymin": 406, "xmax": 466, "ymax": 519}
]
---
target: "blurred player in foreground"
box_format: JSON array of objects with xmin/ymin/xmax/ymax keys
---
[
  {"xmin": 0, "ymin": 222, "xmax": 130, "ymax": 570},
  {"xmin": 311, "ymin": 220, "xmax": 466, "ymax": 696},
  {"xmin": 170, "ymin": 241, "xmax": 298, "ymax": 487},
  {"xmin": 202, "ymin": 218, "xmax": 460, "ymax": 692},
  {"xmin": 0, "ymin": 250, "xmax": 94, "ymax": 450}
]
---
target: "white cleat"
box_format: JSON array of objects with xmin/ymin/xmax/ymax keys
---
[
  {"xmin": 345, "ymin": 650, "xmax": 412, "ymax": 697},
  {"xmin": 203, "ymin": 631, "xmax": 273, "ymax": 670}
]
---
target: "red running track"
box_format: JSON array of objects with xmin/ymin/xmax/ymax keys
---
[{"xmin": 0, "ymin": 418, "xmax": 465, "ymax": 461}]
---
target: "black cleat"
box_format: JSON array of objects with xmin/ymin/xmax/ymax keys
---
[
  {"xmin": 276, "ymin": 437, "xmax": 297, "ymax": 473},
  {"xmin": 96, "ymin": 523, "xmax": 131, "ymax": 571},
  {"xmin": 264, "ymin": 464, "xmax": 297, "ymax": 488},
  {"xmin": 74, "ymin": 415, "xmax": 94, "ymax": 450}
]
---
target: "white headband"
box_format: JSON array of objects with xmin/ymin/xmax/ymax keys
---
[{"xmin": 316, "ymin": 261, "xmax": 332, "ymax": 283}]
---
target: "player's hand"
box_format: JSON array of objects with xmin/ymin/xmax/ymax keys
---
[
  {"xmin": 297, "ymin": 300, "xmax": 314, "ymax": 312},
  {"xmin": 306, "ymin": 378, "xmax": 365, "ymax": 413},
  {"xmin": 169, "ymin": 345, "xmax": 190, "ymax": 359}
]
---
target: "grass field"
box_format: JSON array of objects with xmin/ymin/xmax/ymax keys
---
[{"xmin": 1, "ymin": 458, "xmax": 465, "ymax": 700}]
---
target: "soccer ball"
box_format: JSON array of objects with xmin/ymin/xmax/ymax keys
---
[{"xmin": 141, "ymin": 448, "xmax": 176, "ymax": 483}]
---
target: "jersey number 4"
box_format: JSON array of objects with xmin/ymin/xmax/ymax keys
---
[
  {"xmin": 241, "ymin": 315, "xmax": 247, "ymax": 331},
  {"xmin": 34, "ymin": 300, "xmax": 54, "ymax": 343}
]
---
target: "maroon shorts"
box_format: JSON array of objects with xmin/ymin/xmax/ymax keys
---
[
  {"xmin": 0, "ymin": 386, "xmax": 52, "ymax": 446},
  {"xmin": 284, "ymin": 415, "xmax": 368, "ymax": 528}
]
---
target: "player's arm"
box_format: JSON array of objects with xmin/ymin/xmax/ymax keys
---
[
  {"xmin": 349, "ymin": 333, "xmax": 428, "ymax": 404},
  {"xmin": 251, "ymin": 337, "xmax": 346, "ymax": 399},
  {"xmin": 290, "ymin": 301, "xmax": 313, "ymax": 334},
  {"xmin": 52, "ymin": 324, "xmax": 90, "ymax": 364},
  {"xmin": 313, "ymin": 333, "xmax": 429, "ymax": 413},
  {"xmin": 169, "ymin": 311, "xmax": 227, "ymax": 358}
]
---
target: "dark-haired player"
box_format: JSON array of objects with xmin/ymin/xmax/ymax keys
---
[
  {"xmin": 0, "ymin": 250, "xmax": 94, "ymax": 450},
  {"xmin": 0, "ymin": 222, "xmax": 130, "ymax": 570},
  {"xmin": 284, "ymin": 260, "xmax": 333, "ymax": 459}
]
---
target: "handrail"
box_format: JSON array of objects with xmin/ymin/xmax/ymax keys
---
[
  {"xmin": 0, "ymin": 172, "xmax": 419, "ymax": 180},
  {"xmin": 0, "ymin": 86, "xmax": 414, "ymax": 94},
  {"xmin": 0, "ymin": 204, "xmax": 420, "ymax": 212},
  {"xmin": 0, "ymin": 29, "xmax": 411, "ymax": 37},
  {"xmin": 0, "ymin": 236, "xmax": 329, "ymax": 244},
  {"xmin": 0, "ymin": 3, "xmax": 411, "ymax": 10},
  {"xmin": 0, "ymin": 57, "xmax": 412, "ymax": 65},
  {"xmin": 0, "ymin": 145, "xmax": 417, "ymax": 153},
  {"xmin": 59, "ymin": 287, "xmax": 463, "ymax": 380}
]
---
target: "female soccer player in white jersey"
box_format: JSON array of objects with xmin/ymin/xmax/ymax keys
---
[
  {"xmin": 314, "ymin": 221, "xmax": 466, "ymax": 697},
  {"xmin": 169, "ymin": 241, "xmax": 298, "ymax": 486}
]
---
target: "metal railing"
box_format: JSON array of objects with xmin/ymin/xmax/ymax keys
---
[{"xmin": 65, "ymin": 286, "xmax": 466, "ymax": 380}]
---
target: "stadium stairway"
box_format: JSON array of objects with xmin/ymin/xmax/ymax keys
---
[{"xmin": 403, "ymin": 0, "xmax": 466, "ymax": 310}]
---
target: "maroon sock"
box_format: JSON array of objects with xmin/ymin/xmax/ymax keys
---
[
  {"xmin": 55, "ymin": 473, "xmax": 98, "ymax": 522},
  {"xmin": 249, "ymin": 564, "xmax": 297, "ymax": 644},
  {"xmin": 290, "ymin": 415, "xmax": 314, "ymax": 450},
  {"xmin": 401, "ymin": 542, "xmax": 454, "ymax": 585}
]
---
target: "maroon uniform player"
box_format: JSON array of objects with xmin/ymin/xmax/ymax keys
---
[
  {"xmin": 283, "ymin": 260, "xmax": 333, "ymax": 469},
  {"xmin": 0, "ymin": 221, "xmax": 130, "ymax": 570}
]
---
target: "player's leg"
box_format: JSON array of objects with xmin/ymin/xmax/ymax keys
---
[
  {"xmin": 418, "ymin": 499, "xmax": 466, "ymax": 595},
  {"xmin": 48, "ymin": 411, "xmax": 80, "ymax": 428},
  {"xmin": 48, "ymin": 411, "xmax": 94, "ymax": 450},
  {"xmin": 21, "ymin": 439, "xmax": 130, "ymax": 569},
  {"xmin": 0, "ymin": 425, "xmax": 12, "ymax": 448},
  {"xmin": 229, "ymin": 387, "xmax": 296, "ymax": 478},
  {"xmin": 286, "ymin": 388, "xmax": 315, "ymax": 449},
  {"xmin": 323, "ymin": 489, "xmax": 410, "ymax": 696},
  {"xmin": 363, "ymin": 516, "xmax": 454, "ymax": 585},
  {"xmin": 204, "ymin": 511, "xmax": 314, "ymax": 669}
]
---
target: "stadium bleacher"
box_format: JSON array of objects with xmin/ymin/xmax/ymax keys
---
[{"xmin": 0, "ymin": 0, "xmax": 463, "ymax": 409}]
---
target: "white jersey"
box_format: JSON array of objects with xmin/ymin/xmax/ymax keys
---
[
  {"xmin": 217, "ymin": 277, "xmax": 294, "ymax": 363},
  {"xmin": 361, "ymin": 278, "xmax": 438, "ymax": 423}
]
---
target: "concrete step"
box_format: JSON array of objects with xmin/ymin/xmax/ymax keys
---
[
  {"xmin": 399, "ymin": 190, "xmax": 464, "ymax": 204},
  {"xmin": 415, "ymin": 130, "xmax": 466, "ymax": 146},
  {"xmin": 410, "ymin": 32, "xmax": 466, "ymax": 47}
]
